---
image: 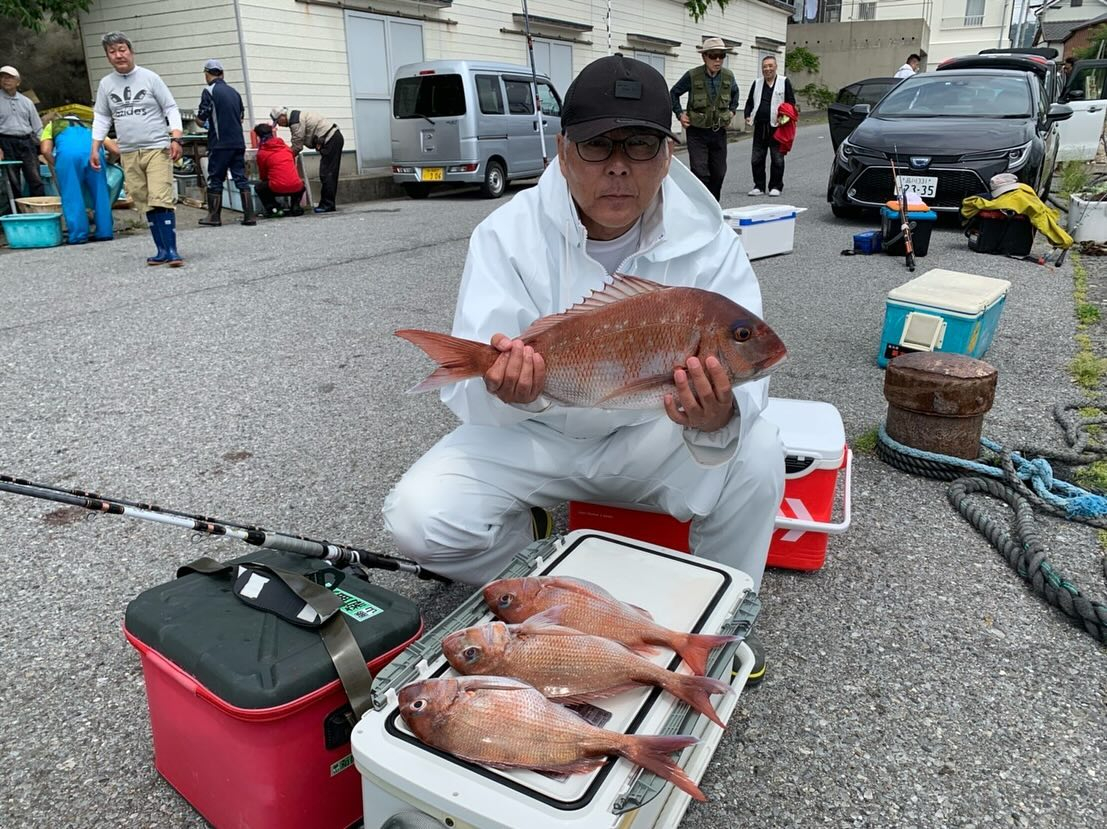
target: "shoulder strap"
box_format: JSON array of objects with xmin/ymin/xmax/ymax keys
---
[{"xmin": 179, "ymin": 556, "xmax": 375, "ymax": 720}]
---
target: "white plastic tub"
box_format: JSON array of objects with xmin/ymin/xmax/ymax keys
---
[
  {"xmin": 722, "ymin": 203, "xmax": 806, "ymax": 259},
  {"xmin": 1069, "ymin": 194, "xmax": 1107, "ymax": 243}
]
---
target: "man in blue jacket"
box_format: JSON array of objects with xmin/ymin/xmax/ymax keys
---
[{"xmin": 196, "ymin": 59, "xmax": 254, "ymax": 227}]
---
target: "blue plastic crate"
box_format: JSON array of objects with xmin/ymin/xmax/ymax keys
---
[{"xmin": 0, "ymin": 212, "xmax": 64, "ymax": 248}]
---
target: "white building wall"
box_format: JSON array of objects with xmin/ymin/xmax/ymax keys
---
[{"xmin": 79, "ymin": 0, "xmax": 241, "ymax": 120}]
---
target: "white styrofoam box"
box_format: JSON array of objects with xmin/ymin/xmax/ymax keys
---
[
  {"xmin": 353, "ymin": 530, "xmax": 758, "ymax": 829},
  {"xmin": 1068, "ymin": 194, "xmax": 1107, "ymax": 243},
  {"xmin": 721, "ymin": 203, "xmax": 807, "ymax": 259}
]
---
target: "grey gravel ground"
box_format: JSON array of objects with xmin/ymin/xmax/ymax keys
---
[{"xmin": 1, "ymin": 122, "xmax": 1104, "ymax": 829}]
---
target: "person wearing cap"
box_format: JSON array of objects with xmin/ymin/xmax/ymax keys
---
[
  {"xmin": 743, "ymin": 55, "xmax": 796, "ymax": 197},
  {"xmin": 195, "ymin": 59, "xmax": 254, "ymax": 227},
  {"xmin": 252, "ymin": 123, "xmax": 304, "ymax": 218},
  {"xmin": 269, "ymin": 106, "xmax": 343, "ymax": 213},
  {"xmin": 894, "ymin": 54, "xmax": 921, "ymax": 80},
  {"xmin": 669, "ymin": 36, "xmax": 740, "ymax": 201},
  {"xmin": 0, "ymin": 65, "xmax": 45, "ymax": 200},
  {"xmin": 39, "ymin": 115, "xmax": 116, "ymax": 244},
  {"xmin": 91, "ymin": 31, "xmax": 186, "ymax": 267},
  {"xmin": 384, "ymin": 54, "xmax": 784, "ymax": 593}
]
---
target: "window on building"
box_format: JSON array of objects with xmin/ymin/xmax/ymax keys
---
[
  {"xmin": 821, "ymin": 0, "xmax": 842, "ymax": 22},
  {"xmin": 964, "ymin": 0, "xmax": 985, "ymax": 27},
  {"xmin": 633, "ymin": 50, "xmax": 667, "ymax": 76},
  {"xmin": 858, "ymin": 2, "xmax": 877, "ymax": 20}
]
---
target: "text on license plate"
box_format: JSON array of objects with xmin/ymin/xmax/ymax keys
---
[
  {"xmin": 896, "ymin": 175, "xmax": 937, "ymax": 199},
  {"xmin": 421, "ymin": 167, "xmax": 444, "ymax": 182}
]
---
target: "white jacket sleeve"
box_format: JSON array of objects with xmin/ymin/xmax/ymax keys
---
[
  {"xmin": 680, "ymin": 226, "xmax": 771, "ymax": 467},
  {"xmin": 92, "ymin": 81, "xmax": 112, "ymax": 141},
  {"xmin": 439, "ymin": 215, "xmax": 548, "ymax": 428}
]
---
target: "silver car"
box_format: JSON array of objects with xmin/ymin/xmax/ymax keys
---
[{"xmin": 391, "ymin": 59, "xmax": 562, "ymax": 199}]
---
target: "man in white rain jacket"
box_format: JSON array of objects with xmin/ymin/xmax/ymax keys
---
[{"xmin": 384, "ymin": 55, "xmax": 785, "ymax": 590}]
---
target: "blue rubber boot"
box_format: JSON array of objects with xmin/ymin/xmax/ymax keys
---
[
  {"xmin": 146, "ymin": 209, "xmax": 169, "ymax": 266},
  {"xmin": 160, "ymin": 210, "xmax": 184, "ymax": 267}
]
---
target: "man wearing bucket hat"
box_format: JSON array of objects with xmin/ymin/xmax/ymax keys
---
[
  {"xmin": 384, "ymin": 54, "xmax": 784, "ymax": 600},
  {"xmin": 269, "ymin": 106, "xmax": 343, "ymax": 213},
  {"xmin": 669, "ymin": 36, "xmax": 740, "ymax": 201},
  {"xmin": 0, "ymin": 65, "xmax": 45, "ymax": 200},
  {"xmin": 195, "ymin": 58, "xmax": 254, "ymax": 227},
  {"xmin": 91, "ymin": 31, "xmax": 186, "ymax": 267}
]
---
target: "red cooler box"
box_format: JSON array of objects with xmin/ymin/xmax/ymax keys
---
[
  {"xmin": 568, "ymin": 397, "xmax": 851, "ymax": 571},
  {"xmin": 124, "ymin": 550, "xmax": 424, "ymax": 829}
]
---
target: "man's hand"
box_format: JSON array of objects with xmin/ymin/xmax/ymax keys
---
[
  {"xmin": 745, "ymin": 116, "xmax": 752, "ymax": 127},
  {"xmin": 678, "ymin": 112, "xmax": 690, "ymax": 128},
  {"xmin": 664, "ymin": 356, "xmax": 735, "ymax": 432},
  {"xmin": 484, "ymin": 333, "xmax": 546, "ymax": 405},
  {"xmin": 89, "ymin": 147, "xmax": 101, "ymax": 170},
  {"xmin": 169, "ymin": 140, "xmax": 182, "ymax": 161}
]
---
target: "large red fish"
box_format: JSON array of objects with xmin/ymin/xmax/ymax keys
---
[
  {"xmin": 398, "ymin": 675, "xmax": 706, "ymax": 801},
  {"xmin": 441, "ymin": 609, "xmax": 734, "ymax": 727},
  {"xmin": 483, "ymin": 576, "xmax": 736, "ymax": 677},
  {"xmin": 396, "ymin": 274, "xmax": 786, "ymax": 409}
]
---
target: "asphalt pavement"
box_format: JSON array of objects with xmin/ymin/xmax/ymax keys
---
[{"xmin": 1, "ymin": 122, "xmax": 1104, "ymax": 829}]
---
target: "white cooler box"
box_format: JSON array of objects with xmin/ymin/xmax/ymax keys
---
[
  {"xmin": 722, "ymin": 204, "xmax": 806, "ymax": 259},
  {"xmin": 353, "ymin": 530, "xmax": 761, "ymax": 829}
]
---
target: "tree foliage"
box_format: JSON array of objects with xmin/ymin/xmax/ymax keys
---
[
  {"xmin": 786, "ymin": 47, "xmax": 820, "ymax": 75},
  {"xmin": 685, "ymin": 0, "xmax": 732, "ymax": 22},
  {"xmin": 0, "ymin": 0, "xmax": 91, "ymax": 30},
  {"xmin": 1074, "ymin": 24, "xmax": 1107, "ymax": 60}
]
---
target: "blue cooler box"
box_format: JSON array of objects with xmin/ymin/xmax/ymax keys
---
[{"xmin": 878, "ymin": 268, "xmax": 1011, "ymax": 367}]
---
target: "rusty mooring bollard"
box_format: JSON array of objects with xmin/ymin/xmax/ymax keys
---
[{"xmin": 883, "ymin": 352, "xmax": 998, "ymax": 459}]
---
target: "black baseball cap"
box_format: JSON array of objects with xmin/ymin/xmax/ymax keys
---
[{"xmin": 561, "ymin": 54, "xmax": 678, "ymax": 143}]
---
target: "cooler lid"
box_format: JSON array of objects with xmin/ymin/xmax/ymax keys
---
[
  {"xmin": 762, "ymin": 397, "xmax": 845, "ymax": 465},
  {"xmin": 722, "ymin": 204, "xmax": 802, "ymax": 225},
  {"xmin": 124, "ymin": 550, "xmax": 423, "ymax": 709},
  {"xmin": 887, "ymin": 269, "xmax": 1011, "ymax": 315}
]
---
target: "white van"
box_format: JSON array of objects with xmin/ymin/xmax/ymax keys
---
[{"xmin": 390, "ymin": 60, "xmax": 562, "ymax": 199}]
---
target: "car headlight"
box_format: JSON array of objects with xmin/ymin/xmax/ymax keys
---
[
  {"xmin": 837, "ymin": 138, "xmax": 855, "ymax": 167},
  {"xmin": 1006, "ymin": 141, "xmax": 1033, "ymax": 172}
]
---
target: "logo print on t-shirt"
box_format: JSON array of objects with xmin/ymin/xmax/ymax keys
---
[{"xmin": 110, "ymin": 85, "xmax": 149, "ymax": 117}]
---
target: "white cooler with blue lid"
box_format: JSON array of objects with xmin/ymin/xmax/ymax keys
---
[
  {"xmin": 721, "ymin": 203, "xmax": 806, "ymax": 259},
  {"xmin": 353, "ymin": 530, "xmax": 760, "ymax": 829}
]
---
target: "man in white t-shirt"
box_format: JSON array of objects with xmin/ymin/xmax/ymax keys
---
[{"xmin": 894, "ymin": 54, "xmax": 921, "ymax": 79}]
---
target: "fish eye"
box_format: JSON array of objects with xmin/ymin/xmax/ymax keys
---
[
  {"xmin": 462, "ymin": 646, "xmax": 481, "ymax": 661},
  {"xmin": 733, "ymin": 326, "xmax": 752, "ymax": 342},
  {"xmin": 411, "ymin": 698, "xmax": 426, "ymax": 711},
  {"xmin": 497, "ymin": 594, "xmax": 513, "ymax": 608}
]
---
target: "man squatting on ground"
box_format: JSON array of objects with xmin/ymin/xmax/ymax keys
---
[
  {"xmin": 0, "ymin": 65, "xmax": 44, "ymax": 199},
  {"xmin": 92, "ymin": 31, "xmax": 185, "ymax": 267},
  {"xmin": 384, "ymin": 54, "xmax": 785, "ymax": 590},
  {"xmin": 196, "ymin": 58, "xmax": 254, "ymax": 227},
  {"xmin": 743, "ymin": 55, "xmax": 796, "ymax": 198},
  {"xmin": 669, "ymin": 37, "xmax": 739, "ymax": 202}
]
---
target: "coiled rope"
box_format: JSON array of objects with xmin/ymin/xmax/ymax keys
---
[{"xmin": 877, "ymin": 403, "xmax": 1107, "ymax": 642}]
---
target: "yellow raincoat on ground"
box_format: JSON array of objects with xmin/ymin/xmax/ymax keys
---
[{"xmin": 961, "ymin": 183, "xmax": 1073, "ymax": 248}]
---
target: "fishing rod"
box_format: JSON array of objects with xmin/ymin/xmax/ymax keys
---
[
  {"xmin": 0, "ymin": 473, "xmax": 445, "ymax": 581},
  {"xmin": 888, "ymin": 150, "xmax": 916, "ymax": 272}
]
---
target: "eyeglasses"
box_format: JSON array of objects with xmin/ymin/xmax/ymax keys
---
[
  {"xmin": 575, "ymin": 133, "xmax": 664, "ymax": 162},
  {"xmin": 705, "ymin": 52, "xmax": 727, "ymax": 60}
]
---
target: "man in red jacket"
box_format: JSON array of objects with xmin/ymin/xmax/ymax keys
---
[{"xmin": 252, "ymin": 123, "xmax": 304, "ymax": 217}]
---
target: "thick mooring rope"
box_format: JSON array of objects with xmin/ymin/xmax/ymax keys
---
[{"xmin": 877, "ymin": 403, "xmax": 1107, "ymax": 642}]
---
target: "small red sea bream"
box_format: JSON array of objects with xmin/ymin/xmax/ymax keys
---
[
  {"xmin": 483, "ymin": 576, "xmax": 736, "ymax": 677},
  {"xmin": 396, "ymin": 274, "xmax": 786, "ymax": 409},
  {"xmin": 398, "ymin": 675, "xmax": 707, "ymax": 801},
  {"xmin": 441, "ymin": 609, "xmax": 733, "ymax": 727}
]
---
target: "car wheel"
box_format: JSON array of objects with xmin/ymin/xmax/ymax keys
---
[
  {"xmin": 403, "ymin": 182, "xmax": 431, "ymax": 200},
  {"xmin": 831, "ymin": 203, "xmax": 862, "ymax": 219},
  {"xmin": 480, "ymin": 160, "xmax": 506, "ymax": 199}
]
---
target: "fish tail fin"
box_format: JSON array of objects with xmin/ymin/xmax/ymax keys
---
[
  {"xmin": 620, "ymin": 734, "xmax": 705, "ymax": 802},
  {"xmin": 394, "ymin": 329, "xmax": 496, "ymax": 393},
  {"xmin": 673, "ymin": 632, "xmax": 739, "ymax": 677},
  {"xmin": 662, "ymin": 674, "xmax": 734, "ymax": 729}
]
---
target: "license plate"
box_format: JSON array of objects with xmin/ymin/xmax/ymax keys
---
[
  {"xmin": 895, "ymin": 175, "xmax": 937, "ymax": 199},
  {"xmin": 421, "ymin": 167, "xmax": 444, "ymax": 182}
]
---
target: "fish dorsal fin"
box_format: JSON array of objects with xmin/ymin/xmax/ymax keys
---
[
  {"xmin": 515, "ymin": 604, "xmax": 568, "ymax": 633},
  {"xmin": 544, "ymin": 575, "xmax": 617, "ymax": 600},
  {"xmin": 520, "ymin": 274, "xmax": 670, "ymax": 340}
]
